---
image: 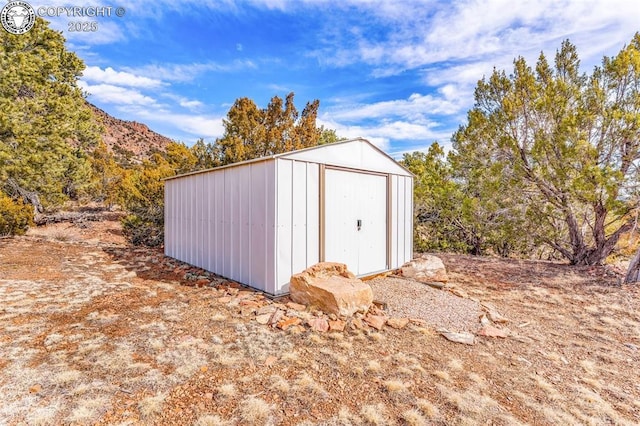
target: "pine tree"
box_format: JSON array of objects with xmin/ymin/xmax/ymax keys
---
[{"xmin": 0, "ymin": 18, "xmax": 100, "ymax": 211}]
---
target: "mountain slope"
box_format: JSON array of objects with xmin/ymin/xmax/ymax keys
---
[{"xmin": 89, "ymin": 103, "xmax": 175, "ymax": 163}]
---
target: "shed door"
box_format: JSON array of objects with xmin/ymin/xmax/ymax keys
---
[{"xmin": 324, "ymin": 168, "xmax": 387, "ymax": 275}]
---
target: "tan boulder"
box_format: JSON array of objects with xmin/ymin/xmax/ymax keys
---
[
  {"xmin": 290, "ymin": 262, "xmax": 373, "ymax": 317},
  {"xmin": 401, "ymin": 255, "xmax": 449, "ymax": 283}
]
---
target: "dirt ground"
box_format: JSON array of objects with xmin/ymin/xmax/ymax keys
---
[{"xmin": 1, "ymin": 218, "xmax": 640, "ymax": 425}]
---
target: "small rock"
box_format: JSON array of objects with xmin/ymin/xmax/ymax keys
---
[
  {"xmin": 477, "ymin": 325, "xmax": 509, "ymax": 338},
  {"xmin": 387, "ymin": 318, "xmax": 409, "ymax": 329},
  {"xmin": 481, "ymin": 302, "xmax": 509, "ymax": 323},
  {"xmin": 409, "ymin": 317, "xmax": 427, "ymax": 326},
  {"xmin": 424, "ymin": 281, "xmax": 444, "ymax": 289},
  {"xmin": 277, "ymin": 317, "xmax": 302, "ymax": 330},
  {"xmin": 29, "ymin": 384, "xmax": 42, "ymax": 394},
  {"xmin": 239, "ymin": 300, "xmax": 260, "ymax": 308},
  {"xmin": 240, "ymin": 306, "xmax": 258, "ymax": 316},
  {"xmin": 200, "ymin": 366, "xmax": 208, "ymax": 373},
  {"xmin": 438, "ymin": 329, "xmax": 475, "ymax": 345},
  {"xmin": 286, "ymin": 302, "xmax": 307, "ymax": 311},
  {"xmin": 257, "ymin": 305, "xmax": 277, "ymax": 315},
  {"xmin": 204, "ymin": 392, "xmax": 213, "ymax": 400},
  {"xmin": 255, "ymin": 313, "xmax": 272, "ymax": 325},
  {"xmin": 364, "ymin": 314, "xmax": 386, "ymax": 330},
  {"xmin": 196, "ymin": 279, "xmax": 209, "ymax": 287},
  {"xmin": 449, "ymin": 287, "xmax": 469, "ymax": 298},
  {"xmin": 401, "ymin": 255, "xmax": 449, "ymax": 283},
  {"xmin": 264, "ymin": 355, "xmax": 278, "ymax": 366},
  {"xmin": 368, "ymin": 305, "xmax": 385, "ymax": 316},
  {"xmin": 268, "ymin": 309, "xmax": 285, "ymax": 327},
  {"xmin": 479, "ymin": 314, "xmax": 491, "ymax": 326},
  {"xmin": 487, "ymin": 310, "xmax": 509, "ymax": 324},
  {"xmin": 287, "ymin": 325, "xmax": 306, "ymax": 334},
  {"xmin": 350, "ymin": 318, "xmax": 365, "ymax": 330},
  {"xmin": 328, "ymin": 319, "xmax": 346, "ymax": 332},
  {"xmin": 217, "ymin": 296, "xmax": 233, "ymax": 304},
  {"xmin": 308, "ymin": 317, "xmax": 329, "ymax": 332}
]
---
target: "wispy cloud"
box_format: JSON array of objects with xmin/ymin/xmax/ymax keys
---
[{"xmin": 122, "ymin": 60, "xmax": 257, "ymax": 82}]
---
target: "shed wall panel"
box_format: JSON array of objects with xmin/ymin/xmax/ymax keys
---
[
  {"xmin": 275, "ymin": 159, "xmax": 293, "ymax": 294},
  {"xmin": 205, "ymin": 172, "xmax": 215, "ymax": 272},
  {"xmin": 249, "ymin": 162, "xmax": 268, "ymax": 290},
  {"xmin": 390, "ymin": 175, "xmax": 399, "ymax": 268},
  {"xmin": 404, "ymin": 176, "xmax": 413, "ymax": 263},
  {"xmin": 264, "ymin": 161, "xmax": 277, "ymax": 294},
  {"xmin": 213, "ymin": 170, "xmax": 225, "ymax": 273},
  {"xmin": 292, "ymin": 161, "xmax": 308, "ymax": 278},
  {"xmin": 238, "ymin": 168, "xmax": 251, "ymax": 285},
  {"xmin": 305, "ymin": 163, "xmax": 320, "ymax": 266},
  {"xmin": 396, "ymin": 175, "xmax": 406, "ymax": 267}
]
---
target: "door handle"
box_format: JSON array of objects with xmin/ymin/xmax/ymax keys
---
[{"xmin": 357, "ymin": 219, "xmax": 362, "ymax": 231}]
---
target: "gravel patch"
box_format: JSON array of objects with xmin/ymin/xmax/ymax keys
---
[{"xmin": 368, "ymin": 276, "xmax": 481, "ymax": 333}]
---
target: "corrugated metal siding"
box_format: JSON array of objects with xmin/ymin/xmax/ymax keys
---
[
  {"xmin": 389, "ymin": 174, "xmax": 413, "ymax": 269},
  {"xmin": 274, "ymin": 159, "xmax": 320, "ymax": 294},
  {"xmin": 164, "ymin": 160, "xmax": 276, "ymax": 293}
]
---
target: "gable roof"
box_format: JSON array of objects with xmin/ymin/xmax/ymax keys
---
[{"xmin": 165, "ymin": 138, "xmax": 412, "ymax": 181}]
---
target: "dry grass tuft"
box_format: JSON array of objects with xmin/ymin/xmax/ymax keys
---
[
  {"xmin": 138, "ymin": 393, "xmax": 166, "ymax": 419},
  {"xmin": 448, "ymin": 358, "xmax": 464, "ymax": 371},
  {"xmin": 239, "ymin": 396, "xmax": 274, "ymax": 425},
  {"xmin": 533, "ymin": 375, "xmax": 562, "ymax": 401},
  {"xmin": 269, "ymin": 375, "xmax": 291, "ymax": 393},
  {"xmin": 383, "ymin": 379, "xmax": 408, "ymax": 393},
  {"xmin": 54, "ymin": 370, "xmax": 82, "ymax": 386},
  {"xmin": 416, "ymin": 398, "xmax": 439, "ymax": 418},
  {"xmin": 280, "ymin": 351, "xmax": 299, "ymax": 363},
  {"xmin": 334, "ymin": 406, "xmax": 359, "ymax": 426},
  {"xmin": 194, "ymin": 414, "xmax": 231, "ymax": 426},
  {"xmin": 360, "ymin": 403, "xmax": 389, "ymax": 425},
  {"xmin": 210, "ymin": 313, "xmax": 227, "ymax": 322},
  {"xmin": 217, "ymin": 383, "xmax": 237, "ymax": 398},
  {"xmin": 296, "ymin": 372, "xmax": 328, "ymax": 397},
  {"xmin": 432, "ymin": 370, "xmax": 452, "ymax": 382},
  {"xmin": 402, "ymin": 408, "xmax": 427, "ymax": 425},
  {"xmin": 366, "ymin": 360, "xmax": 382, "ymax": 373}
]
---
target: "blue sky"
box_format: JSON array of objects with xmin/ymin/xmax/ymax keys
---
[{"xmin": 34, "ymin": 0, "xmax": 640, "ymax": 157}]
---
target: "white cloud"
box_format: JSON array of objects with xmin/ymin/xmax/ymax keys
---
[
  {"xmin": 118, "ymin": 105, "xmax": 224, "ymax": 139},
  {"xmin": 327, "ymin": 92, "xmax": 461, "ymax": 123},
  {"xmin": 79, "ymin": 81, "xmax": 158, "ymax": 105},
  {"xmin": 123, "ymin": 60, "xmax": 257, "ymax": 82},
  {"xmin": 310, "ymin": 0, "xmax": 639, "ymax": 76},
  {"xmin": 82, "ymin": 66, "xmax": 164, "ymax": 88}
]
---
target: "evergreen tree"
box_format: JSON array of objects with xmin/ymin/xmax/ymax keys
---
[
  {"xmin": 0, "ymin": 18, "xmax": 101, "ymax": 211},
  {"xmin": 453, "ymin": 35, "xmax": 640, "ymax": 265}
]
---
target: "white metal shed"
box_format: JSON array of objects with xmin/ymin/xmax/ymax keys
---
[{"xmin": 164, "ymin": 138, "xmax": 413, "ymax": 295}]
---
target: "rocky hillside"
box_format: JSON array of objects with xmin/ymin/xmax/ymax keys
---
[{"xmin": 89, "ymin": 103, "xmax": 174, "ymax": 164}]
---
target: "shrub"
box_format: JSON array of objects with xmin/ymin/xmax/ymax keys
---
[{"xmin": 0, "ymin": 194, "xmax": 33, "ymax": 236}]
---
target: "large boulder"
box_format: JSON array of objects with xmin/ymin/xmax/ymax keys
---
[
  {"xmin": 401, "ymin": 255, "xmax": 449, "ymax": 283},
  {"xmin": 289, "ymin": 262, "xmax": 373, "ymax": 317}
]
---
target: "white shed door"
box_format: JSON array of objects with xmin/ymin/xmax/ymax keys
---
[{"xmin": 324, "ymin": 168, "xmax": 387, "ymax": 275}]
